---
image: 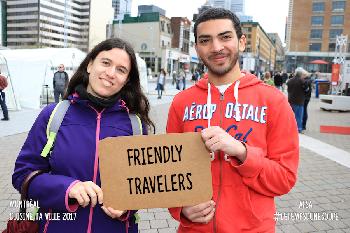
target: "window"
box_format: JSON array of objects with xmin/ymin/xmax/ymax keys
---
[
  {"xmin": 161, "ymin": 21, "xmax": 165, "ymax": 32},
  {"xmin": 313, "ymin": 2, "xmax": 325, "ymax": 12},
  {"xmin": 311, "ymin": 16, "xmax": 323, "ymax": 25},
  {"xmin": 309, "ymin": 43, "xmax": 321, "ymax": 51},
  {"xmin": 310, "ymin": 29, "xmax": 323, "ymax": 39},
  {"xmin": 328, "ymin": 43, "xmax": 336, "ymax": 52},
  {"xmin": 331, "ymin": 15, "xmax": 344, "ymax": 25},
  {"xmin": 332, "ymin": 1, "xmax": 346, "ymax": 11},
  {"xmin": 329, "ymin": 29, "xmax": 343, "ymax": 39}
]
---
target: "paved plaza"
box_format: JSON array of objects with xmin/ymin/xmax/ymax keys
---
[{"xmin": 0, "ymin": 79, "xmax": 350, "ymax": 232}]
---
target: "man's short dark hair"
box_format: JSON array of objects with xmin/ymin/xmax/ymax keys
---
[{"xmin": 194, "ymin": 8, "xmax": 242, "ymax": 43}]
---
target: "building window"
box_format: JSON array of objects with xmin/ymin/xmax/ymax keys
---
[
  {"xmin": 310, "ymin": 29, "xmax": 323, "ymax": 39},
  {"xmin": 162, "ymin": 40, "xmax": 164, "ymax": 47},
  {"xmin": 331, "ymin": 15, "xmax": 344, "ymax": 25},
  {"xmin": 312, "ymin": 2, "xmax": 325, "ymax": 12},
  {"xmin": 332, "ymin": 1, "xmax": 346, "ymax": 11},
  {"xmin": 329, "ymin": 29, "xmax": 343, "ymax": 39},
  {"xmin": 328, "ymin": 43, "xmax": 336, "ymax": 52},
  {"xmin": 167, "ymin": 24, "xmax": 171, "ymax": 33},
  {"xmin": 309, "ymin": 43, "xmax": 321, "ymax": 51},
  {"xmin": 311, "ymin": 16, "xmax": 324, "ymax": 25},
  {"xmin": 161, "ymin": 21, "xmax": 165, "ymax": 32}
]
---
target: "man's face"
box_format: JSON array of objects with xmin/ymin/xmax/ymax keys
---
[
  {"xmin": 195, "ymin": 19, "xmax": 245, "ymax": 76},
  {"xmin": 58, "ymin": 65, "xmax": 65, "ymax": 72}
]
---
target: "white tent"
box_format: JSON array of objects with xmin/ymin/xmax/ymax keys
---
[
  {"xmin": 0, "ymin": 48, "xmax": 149, "ymax": 110},
  {"xmin": 0, "ymin": 48, "xmax": 86, "ymax": 110}
]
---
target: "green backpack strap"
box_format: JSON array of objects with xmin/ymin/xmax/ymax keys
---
[
  {"xmin": 41, "ymin": 100, "xmax": 70, "ymax": 158},
  {"xmin": 129, "ymin": 114, "xmax": 143, "ymax": 135}
]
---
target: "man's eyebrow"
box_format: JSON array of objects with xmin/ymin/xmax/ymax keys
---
[
  {"xmin": 218, "ymin": 31, "xmax": 233, "ymax": 36},
  {"xmin": 198, "ymin": 31, "xmax": 233, "ymax": 39}
]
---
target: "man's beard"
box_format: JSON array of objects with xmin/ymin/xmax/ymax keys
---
[{"xmin": 203, "ymin": 51, "xmax": 239, "ymax": 76}]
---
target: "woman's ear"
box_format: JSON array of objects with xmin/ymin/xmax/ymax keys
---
[{"xmin": 87, "ymin": 61, "xmax": 92, "ymax": 74}]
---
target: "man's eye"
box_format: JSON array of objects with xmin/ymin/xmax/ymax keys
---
[
  {"xmin": 222, "ymin": 35, "xmax": 232, "ymax": 40},
  {"xmin": 199, "ymin": 39, "xmax": 209, "ymax": 44},
  {"xmin": 102, "ymin": 61, "xmax": 110, "ymax": 66}
]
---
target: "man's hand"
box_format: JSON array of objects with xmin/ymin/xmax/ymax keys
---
[
  {"xmin": 201, "ymin": 126, "xmax": 247, "ymax": 162},
  {"xmin": 182, "ymin": 200, "xmax": 216, "ymax": 224},
  {"xmin": 101, "ymin": 206, "xmax": 127, "ymax": 219},
  {"xmin": 68, "ymin": 181, "xmax": 103, "ymax": 208}
]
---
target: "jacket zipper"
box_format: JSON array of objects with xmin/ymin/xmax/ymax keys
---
[
  {"xmin": 213, "ymin": 92, "xmax": 225, "ymax": 233},
  {"xmin": 87, "ymin": 109, "xmax": 104, "ymax": 233}
]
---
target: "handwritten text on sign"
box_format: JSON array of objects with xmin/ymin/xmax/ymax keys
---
[{"xmin": 98, "ymin": 132, "xmax": 212, "ymax": 210}]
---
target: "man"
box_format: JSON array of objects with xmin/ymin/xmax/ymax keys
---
[
  {"xmin": 53, "ymin": 64, "xmax": 69, "ymax": 103},
  {"xmin": 178, "ymin": 63, "xmax": 191, "ymax": 90},
  {"xmin": 273, "ymin": 71, "xmax": 283, "ymax": 91},
  {"xmin": 0, "ymin": 71, "xmax": 9, "ymax": 121},
  {"xmin": 166, "ymin": 8, "xmax": 299, "ymax": 232},
  {"xmin": 287, "ymin": 67, "xmax": 309, "ymax": 133}
]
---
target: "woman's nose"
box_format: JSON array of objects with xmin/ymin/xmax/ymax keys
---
[{"xmin": 105, "ymin": 66, "xmax": 115, "ymax": 77}]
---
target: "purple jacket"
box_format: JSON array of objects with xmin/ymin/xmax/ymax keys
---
[{"xmin": 12, "ymin": 95, "xmax": 145, "ymax": 233}]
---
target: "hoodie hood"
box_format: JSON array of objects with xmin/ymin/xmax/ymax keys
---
[
  {"xmin": 196, "ymin": 71, "xmax": 261, "ymax": 128},
  {"xmin": 195, "ymin": 71, "xmax": 262, "ymax": 90}
]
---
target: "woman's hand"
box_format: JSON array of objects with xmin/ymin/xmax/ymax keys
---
[
  {"xmin": 101, "ymin": 206, "xmax": 127, "ymax": 219},
  {"xmin": 68, "ymin": 181, "xmax": 103, "ymax": 208}
]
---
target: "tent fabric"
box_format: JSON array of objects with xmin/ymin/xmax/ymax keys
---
[
  {"xmin": 0, "ymin": 48, "xmax": 86, "ymax": 109},
  {"xmin": 309, "ymin": 59, "xmax": 329, "ymax": 65}
]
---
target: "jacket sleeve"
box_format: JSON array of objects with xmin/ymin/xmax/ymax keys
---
[
  {"xmin": 231, "ymin": 97, "xmax": 299, "ymax": 197},
  {"xmin": 12, "ymin": 104, "xmax": 79, "ymax": 212}
]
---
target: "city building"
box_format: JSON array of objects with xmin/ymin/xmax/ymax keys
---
[
  {"xmin": 268, "ymin": 33, "xmax": 285, "ymax": 71},
  {"xmin": 138, "ymin": 5, "xmax": 165, "ymax": 16},
  {"xmin": 107, "ymin": 12, "xmax": 173, "ymax": 75},
  {"xmin": 112, "ymin": 0, "xmax": 131, "ymax": 21},
  {"xmin": 6, "ymin": 0, "xmax": 90, "ymax": 51},
  {"xmin": 285, "ymin": 0, "xmax": 350, "ymax": 72},
  {"xmin": 0, "ymin": 0, "xmax": 6, "ymax": 47},
  {"xmin": 241, "ymin": 22, "xmax": 276, "ymax": 75}
]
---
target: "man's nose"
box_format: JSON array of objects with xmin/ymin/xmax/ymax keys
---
[{"xmin": 211, "ymin": 39, "xmax": 224, "ymax": 52}]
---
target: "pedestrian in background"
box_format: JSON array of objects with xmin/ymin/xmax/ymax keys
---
[
  {"xmin": 12, "ymin": 38, "xmax": 154, "ymax": 233},
  {"xmin": 302, "ymin": 75, "xmax": 313, "ymax": 131},
  {"xmin": 0, "ymin": 71, "xmax": 9, "ymax": 121},
  {"xmin": 53, "ymin": 64, "xmax": 69, "ymax": 103},
  {"xmin": 274, "ymin": 71, "xmax": 283, "ymax": 90},
  {"xmin": 156, "ymin": 68, "xmax": 166, "ymax": 99},
  {"xmin": 166, "ymin": 8, "xmax": 299, "ymax": 232},
  {"xmin": 287, "ymin": 67, "xmax": 309, "ymax": 133},
  {"xmin": 263, "ymin": 71, "xmax": 274, "ymax": 86}
]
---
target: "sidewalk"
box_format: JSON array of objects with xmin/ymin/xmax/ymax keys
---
[{"xmin": 1, "ymin": 82, "xmax": 350, "ymax": 232}]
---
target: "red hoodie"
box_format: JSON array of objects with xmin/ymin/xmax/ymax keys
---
[{"xmin": 166, "ymin": 72, "xmax": 299, "ymax": 233}]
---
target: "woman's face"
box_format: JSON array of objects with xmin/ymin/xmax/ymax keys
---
[{"xmin": 87, "ymin": 48, "xmax": 131, "ymax": 98}]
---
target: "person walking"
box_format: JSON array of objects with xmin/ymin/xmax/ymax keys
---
[
  {"xmin": 12, "ymin": 38, "xmax": 155, "ymax": 233},
  {"xmin": 166, "ymin": 8, "xmax": 299, "ymax": 233},
  {"xmin": 156, "ymin": 68, "xmax": 166, "ymax": 99},
  {"xmin": 287, "ymin": 67, "xmax": 309, "ymax": 133},
  {"xmin": 302, "ymin": 75, "xmax": 313, "ymax": 131},
  {"xmin": 53, "ymin": 64, "xmax": 69, "ymax": 103},
  {"xmin": 274, "ymin": 71, "xmax": 283, "ymax": 91},
  {"xmin": 0, "ymin": 71, "xmax": 9, "ymax": 121}
]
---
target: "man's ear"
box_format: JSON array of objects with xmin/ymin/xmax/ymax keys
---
[{"xmin": 239, "ymin": 35, "xmax": 246, "ymax": 52}]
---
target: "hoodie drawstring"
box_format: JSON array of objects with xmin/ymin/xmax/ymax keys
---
[{"xmin": 207, "ymin": 80, "xmax": 241, "ymax": 162}]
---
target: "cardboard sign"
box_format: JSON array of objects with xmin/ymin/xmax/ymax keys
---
[{"xmin": 98, "ymin": 132, "xmax": 212, "ymax": 210}]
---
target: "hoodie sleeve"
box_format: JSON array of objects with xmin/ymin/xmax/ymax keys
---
[
  {"xmin": 166, "ymin": 100, "xmax": 196, "ymax": 226},
  {"xmin": 232, "ymin": 97, "xmax": 299, "ymax": 197},
  {"xmin": 12, "ymin": 104, "xmax": 79, "ymax": 212}
]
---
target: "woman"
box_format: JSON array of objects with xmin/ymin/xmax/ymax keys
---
[
  {"xmin": 12, "ymin": 38, "xmax": 154, "ymax": 233},
  {"xmin": 156, "ymin": 68, "xmax": 166, "ymax": 99}
]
